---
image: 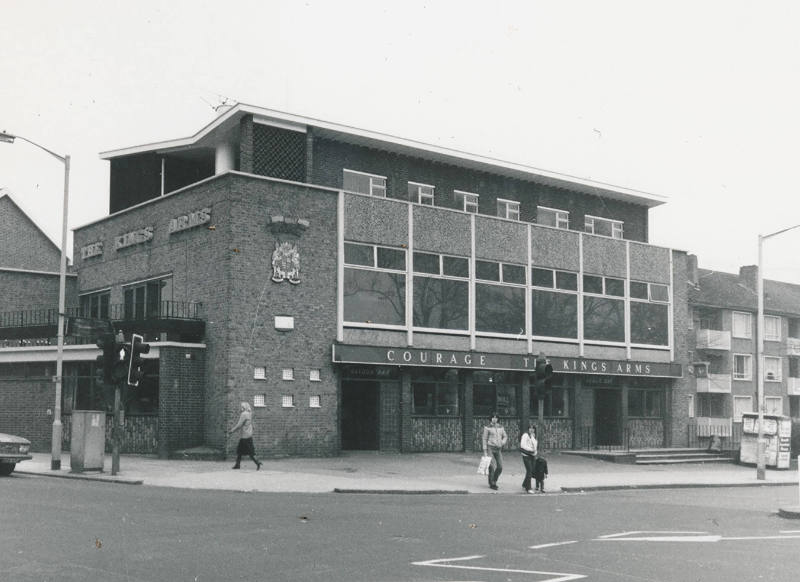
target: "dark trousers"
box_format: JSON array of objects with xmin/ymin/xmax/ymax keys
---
[
  {"xmin": 522, "ymin": 454, "xmax": 535, "ymax": 490},
  {"xmin": 535, "ymin": 477, "xmax": 545, "ymax": 491},
  {"xmin": 487, "ymin": 447, "xmax": 503, "ymax": 486}
]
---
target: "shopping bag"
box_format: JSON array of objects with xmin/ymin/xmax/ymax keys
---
[{"xmin": 477, "ymin": 455, "xmax": 492, "ymax": 475}]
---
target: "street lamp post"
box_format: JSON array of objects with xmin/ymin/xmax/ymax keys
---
[
  {"xmin": 756, "ymin": 224, "xmax": 800, "ymax": 480},
  {"xmin": 1, "ymin": 130, "xmax": 70, "ymax": 471}
]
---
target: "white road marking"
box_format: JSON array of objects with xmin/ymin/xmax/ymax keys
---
[
  {"xmin": 596, "ymin": 531, "xmax": 800, "ymax": 543},
  {"xmin": 597, "ymin": 530, "xmax": 708, "ymax": 539},
  {"xmin": 599, "ymin": 535, "xmax": 722, "ymax": 542},
  {"xmin": 529, "ymin": 540, "xmax": 579, "ymax": 550},
  {"xmin": 412, "ymin": 555, "xmax": 586, "ymax": 581}
]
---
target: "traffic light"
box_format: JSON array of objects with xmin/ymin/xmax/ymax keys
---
[
  {"xmin": 127, "ymin": 333, "xmax": 150, "ymax": 387},
  {"xmin": 95, "ymin": 333, "xmax": 116, "ymax": 385},
  {"xmin": 532, "ymin": 357, "xmax": 554, "ymax": 399}
]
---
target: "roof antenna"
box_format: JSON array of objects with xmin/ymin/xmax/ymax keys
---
[{"xmin": 200, "ymin": 95, "xmax": 235, "ymax": 114}]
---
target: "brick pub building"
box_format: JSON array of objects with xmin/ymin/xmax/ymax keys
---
[{"xmin": 2, "ymin": 104, "xmax": 689, "ymax": 457}]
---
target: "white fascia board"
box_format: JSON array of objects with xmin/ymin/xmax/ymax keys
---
[
  {"xmin": 98, "ymin": 103, "xmax": 667, "ymax": 208},
  {"xmin": 0, "ymin": 342, "xmax": 206, "ymax": 363}
]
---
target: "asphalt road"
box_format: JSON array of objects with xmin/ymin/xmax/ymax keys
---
[{"xmin": 3, "ymin": 473, "xmax": 799, "ymax": 581}]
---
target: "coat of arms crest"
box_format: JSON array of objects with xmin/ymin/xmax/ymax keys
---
[{"xmin": 271, "ymin": 241, "xmax": 301, "ymax": 284}]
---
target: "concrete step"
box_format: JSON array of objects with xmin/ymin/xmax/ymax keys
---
[{"xmin": 636, "ymin": 456, "xmax": 734, "ymax": 465}]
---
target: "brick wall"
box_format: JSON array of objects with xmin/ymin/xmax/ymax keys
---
[
  {"xmin": 0, "ymin": 195, "xmax": 63, "ymax": 272},
  {"xmin": 158, "ymin": 345, "xmax": 205, "ymax": 454},
  {"xmin": 408, "ymin": 417, "xmax": 463, "ymax": 451},
  {"xmin": 0, "ymin": 374, "xmax": 55, "ymax": 451}
]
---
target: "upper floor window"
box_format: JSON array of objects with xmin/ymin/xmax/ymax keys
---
[
  {"xmin": 732, "ymin": 311, "xmax": 752, "ymax": 339},
  {"xmin": 454, "ymin": 190, "xmax": 479, "ymax": 213},
  {"xmin": 733, "ymin": 354, "xmax": 752, "ymax": 380},
  {"xmin": 343, "ymin": 169, "xmax": 386, "ymax": 198},
  {"xmin": 497, "ymin": 198, "xmax": 520, "ymax": 221},
  {"xmin": 764, "ymin": 356, "xmax": 782, "ymax": 382},
  {"xmin": 343, "ymin": 242, "xmax": 406, "ymax": 327},
  {"xmin": 584, "ymin": 215, "xmax": 623, "ymax": 239},
  {"xmin": 764, "ymin": 315, "xmax": 781, "ymax": 341},
  {"xmin": 537, "ymin": 206, "xmax": 569, "ymax": 229},
  {"xmin": 79, "ymin": 290, "xmax": 111, "ymax": 320},
  {"xmin": 630, "ymin": 281, "xmax": 669, "ymax": 302},
  {"xmin": 123, "ymin": 276, "xmax": 173, "ymax": 321},
  {"xmin": 409, "ymin": 182, "xmax": 435, "ymax": 206}
]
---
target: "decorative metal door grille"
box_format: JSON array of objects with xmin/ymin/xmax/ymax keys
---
[{"xmin": 252, "ymin": 124, "xmax": 306, "ymax": 182}]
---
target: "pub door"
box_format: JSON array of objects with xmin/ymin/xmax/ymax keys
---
[
  {"xmin": 341, "ymin": 380, "xmax": 380, "ymax": 450},
  {"xmin": 594, "ymin": 389, "xmax": 622, "ymax": 447}
]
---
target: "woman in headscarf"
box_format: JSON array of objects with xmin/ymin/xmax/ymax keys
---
[{"xmin": 228, "ymin": 402, "xmax": 262, "ymax": 470}]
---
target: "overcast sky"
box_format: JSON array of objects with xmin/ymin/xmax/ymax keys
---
[{"xmin": 2, "ymin": 0, "xmax": 799, "ymax": 284}]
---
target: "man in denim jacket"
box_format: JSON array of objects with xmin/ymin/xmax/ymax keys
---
[{"xmin": 482, "ymin": 412, "xmax": 508, "ymax": 490}]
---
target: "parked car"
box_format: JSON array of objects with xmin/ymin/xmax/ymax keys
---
[{"xmin": 0, "ymin": 433, "xmax": 32, "ymax": 476}]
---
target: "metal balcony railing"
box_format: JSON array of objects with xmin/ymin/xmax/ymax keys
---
[{"xmin": 0, "ymin": 301, "xmax": 204, "ymax": 329}]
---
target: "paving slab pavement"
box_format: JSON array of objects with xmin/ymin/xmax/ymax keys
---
[{"xmin": 12, "ymin": 450, "xmax": 799, "ymax": 496}]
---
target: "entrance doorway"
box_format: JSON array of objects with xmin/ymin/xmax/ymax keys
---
[
  {"xmin": 341, "ymin": 380, "xmax": 380, "ymax": 450},
  {"xmin": 594, "ymin": 389, "xmax": 622, "ymax": 447}
]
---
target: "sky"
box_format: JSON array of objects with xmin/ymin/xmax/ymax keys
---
[{"xmin": 2, "ymin": 0, "xmax": 800, "ymax": 283}]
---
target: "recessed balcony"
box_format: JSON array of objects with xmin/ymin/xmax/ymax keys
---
[
  {"xmin": 696, "ymin": 373, "xmax": 732, "ymax": 393},
  {"xmin": 0, "ymin": 301, "xmax": 205, "ymax": 347},
  {"xmin": 695, "ymin": 328, "xmax": 731, "ymax": 351},
  {"xmin": 788, "ymin": 377, "xmax": 800, "ymax": 396},
  {"xmin": 785, "ymin": 337, "xmax": 800, "ymax": 356}
]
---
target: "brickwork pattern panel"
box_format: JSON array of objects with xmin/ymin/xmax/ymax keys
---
[
  {"xmin": 380, "ymin": 381, "xmax": 400, "ymax": 451},
  {"xmin": 628, "ymin": 418, "xmax": 664, "ymax": 448},
  {"xmin": 408, "ymin": 417, "xmax": 463, "ymax": 451}
]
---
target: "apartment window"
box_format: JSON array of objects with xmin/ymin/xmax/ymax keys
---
[
  {"xmin": 281, "ymin": 395, "xmax": 294, "ymax": 408},
  {"xmin": 697, "ymin": 393, "xmax": 725, "ymax": 417},
  {"xmin": 309, "ymin": 369, "xmax": 321, "ymax": 382},
  {"xmin": 584, "ymin": 215, "xmax": 624, "ymax": 239},
  {"xmin": 733, "ymin": 354, "xmax": 752, "ymax": 380},
  {"xmin": 79, "ymin": 290, "xmax": 111, "ymax": 320},
  {"xmin": 253, "ymin": 367, "xmax": 266, "ymax": 380},
  {"xmin": 309, "ymin": 395, "xmax": 321, "ymax": 408},
  {"xmin": 454, "ymin": 190, "xmax": 479, "ymax": 213},
  {"xmin": 344, "ymin": 242, "xmax": 406, "ymax": 327},
  {"xmin": 537, "ymin": 206, "xmax": 570, "ymax": 229},
  {"xmin": 409, "ymin": 181, "xmax": 435, "ymax": 205},
  {"xmin": 412, "ymin": 252, "xmax": 469, "ymax": 331},
  {"xmin": 343, "ymin": 169, "xmax": 386, "ymax": 197},
  {"xmin": 253, "ymin": 394, "xmax": 266, "ymax": 408},
  {"xmin": 790, "ymin": 357, "xmax": 800, "ymax": 379},
  {"xmin": 764, "ymin": 356, "xmax": 782, "ymax": 382},
  {"xmin": 732, "ymin": 311, "xmax": 752, "ymax": 338},
  {"xmin": 733, "ymin": 395, "xmax": 753, "ymax": 421},
  {"xmin": 764, "ymin": 315, "xmax": 781, "ymax": 341},
  {"xmin": 123, "ymin": 276, "xmax": 173, "ymax": 321},
  {"xmin": 497, "ymin": 198, "xmax": 520, "ymax": 220},
  {"xmin": 789, "ymin": 318, "xmax": 800, "ymax": 339},
  {"xmin": 688, "ymin": 394, "xmax": 695, "ymax": 418},
  {"xmin": 282, "ymin": 368, "xmax": 294, "ymax": 381},
  {"xmin": 765, "ymin": 396, "xmax": 783, "ymax": 415}
]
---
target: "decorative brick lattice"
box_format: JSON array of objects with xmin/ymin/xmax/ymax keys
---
[{"xmin": 252, "ymin": 124, "xmax": 306, "ymax": 182}]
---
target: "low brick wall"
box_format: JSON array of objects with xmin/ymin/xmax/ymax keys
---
[
  {"xmin": 628, "ymin": 418, "xmax": 664, "ymax": 448},
  {"xmin": 408, "ymin": 417, "xmax": 463, "ymax": 452}
]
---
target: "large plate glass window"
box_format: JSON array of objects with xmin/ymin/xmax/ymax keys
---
[
  {"xmin": 475, "ymin": 260, "xmax": 525, "ymax": 334},
  {"xmin": 628, "ymin": 389, "xmax": 663, "ymax": 417},
  {"xmin": 473, "ymin": 371, "xmax": 518, "ymax": 417},
  {"xmin": 582, "ymin": 273, "xmax": 624, "ymax": 343},
  {"xmin": 530, "ymin": 268, "xmax": 578, "ymax": 339},
  {"xmin": 343, "ymin": 169, "xmax": 387, "ymax": 197},
  {"xmin": 413, "ymin": 251, "xmax": 468, "ymax": 331},
  {"xmin": 411, "ymin": 370, "xmax": 460, "ymax": 416},
  {"xmin": 344, "ymin": 242, "xmax": 406, "ymax": 326},
  {"xmin": 630, "ymin": 280, "xmax": 670, "ymax": 346},
  {"xmin": 79, "ymin": 290, "xmax": 110, "ymax": 320}
]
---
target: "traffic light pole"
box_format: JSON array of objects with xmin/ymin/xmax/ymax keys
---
[{"xmin": 112, "ymin": 383, "xmax": 121, "ymax": 476}]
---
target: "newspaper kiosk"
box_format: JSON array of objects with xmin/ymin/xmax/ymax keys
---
[{"xmin": 739, "ymin": 412, "xmax": 791, "ymax": 469}]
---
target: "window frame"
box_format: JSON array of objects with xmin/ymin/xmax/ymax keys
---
[
  {"xmin": 732, "ymin": 311, "xmax": 752, "ymax": 339},
  {"xmin": 536, "ymin": 205, "xmax": 570, "ymax": 229},
  {"xmin": 764, "ymin": 315, "xmax": 781, "ymax": 341},
  {"xmin": 342, "ymin": 168, "xmax": 387, "ymax": 198},
  {"xmin": 496, "ymin": 198, "xmax": 520, "ymax": 221},
  {"xmin": 454, "ymin": 190, "xmax": 479, "ymax": 213},
  {"xmin": 584, "ymin": 214, "xmax": 624, "ymax": 239},
  {"xmin": 409, "ymin": 181, "xmax": 435, "ymax": 206},
  {"xmin": 733, "ymin": 353, "xmax": 752, "ymax": 381},
  {"xmin": 764, "ymin": 356, "xmax": 782, "ymax": 382},
  {"xmin": 733, "ymin": 395, "xmax": 753, "ymax": 422}
]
